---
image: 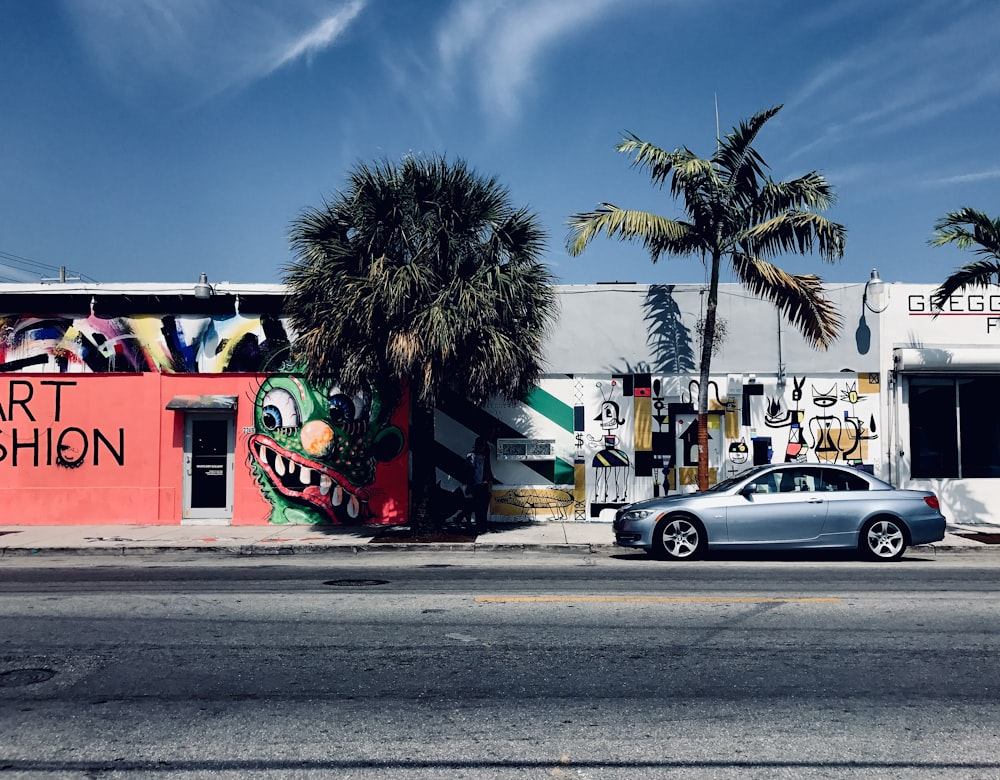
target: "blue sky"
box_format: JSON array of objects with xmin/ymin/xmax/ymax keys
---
[{"xmin": 1, "ymin": 0, "xmax": 998, "ymax": 288}]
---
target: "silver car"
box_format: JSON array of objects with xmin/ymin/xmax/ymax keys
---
[{"xmin": 614, "ymin": 463, "xmax": 946, "ymax": 561}]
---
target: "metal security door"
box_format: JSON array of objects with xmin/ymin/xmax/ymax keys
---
[{"xmin": 183, "ymin": 413, "xmax": 234, "ymax": 523}]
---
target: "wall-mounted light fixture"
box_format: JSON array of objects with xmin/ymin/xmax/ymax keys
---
[
  {"xmin": 863, "ymin": 268, "xmax": 888, "ymax": 313},
  {"xmin": 194, "ymin": 272, "xmax": 213, "ymax": 300}
]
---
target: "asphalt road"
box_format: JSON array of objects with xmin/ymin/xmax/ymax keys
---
[{"xmin": 2, "ymin": 551, "xmax": 999, "ymax": 779}]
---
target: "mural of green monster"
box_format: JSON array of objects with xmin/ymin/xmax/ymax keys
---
[{"xmin": 248, "ymin": 375, "xmax": 405, "ymax": 524}]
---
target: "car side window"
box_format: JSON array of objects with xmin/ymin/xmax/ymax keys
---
[
  {"xmin": 777, "ymin": 471, "xmax": 798, "ymax": 492},
  {"xmin": 798, "ymin": 468, "xmax": 823, "ymax": 492},
  {"xmin": 820, "ymin": 469, "xmax": 869, "ymax": 492},
  {"xmin": 843, "ymin": 472, "xmax": 869, "ymax": 491},
  {"xmin": 749, "ymin": 474, "xmax": 778, "ymax": 494},
  {"xmin": 777, "ymin": 468, "xmax": 820, "ymax": 492}
]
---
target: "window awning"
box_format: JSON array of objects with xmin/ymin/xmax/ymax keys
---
[
  {"xmin": 165, "ymin": 395, "xmax": 238, "ymax": 411},
  {"xmin": 893, "ymin": 347, "xmax": 1000, "ymax": 372}
]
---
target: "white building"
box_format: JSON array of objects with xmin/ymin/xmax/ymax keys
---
[{"xmin": 436, "ymin": 278, "xmax": 999, "ymax": 527}]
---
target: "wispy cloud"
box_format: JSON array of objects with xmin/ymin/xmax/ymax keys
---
[
  {"xmin": 925, "ymin": 168, "xmax": 1000, "ymax": 186},
  {"xmin": 62, "ymin": 0, "xmax": 366, "ymax": 103},
  {"xmin": 786, "ymin": 1, "xmax": 1000, "ymax": 158},
  {"xmin": 268, "ymin": 2, "xmax": 366, "ymax": 71},
  {"xmin": 434, "ymin": 0, "xmax": 634, "ymax": 124}
]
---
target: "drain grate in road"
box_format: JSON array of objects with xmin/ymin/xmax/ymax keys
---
[
  {"xmin": 0, "ymin": 668, "xmax": 56, "ymax": 687},
  {"xmin": 323, "ymin": 579, "xmax": 389, "ymax": 587}
]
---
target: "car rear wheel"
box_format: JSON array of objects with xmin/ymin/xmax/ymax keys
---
[
  {"xmin": 651, "ymin": 515, "xmax": 705, "ymax": 561},
  {"xmin": 860, "ymin": 517, "xmax": 906, "ymax": 561}
]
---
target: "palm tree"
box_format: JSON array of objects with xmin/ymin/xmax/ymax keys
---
[
  {"xmin": 284, "ymin": 155, "xmax": 558, "ymax": 528},
  {"xmin": 568, "ymin": 105, "xmax": 845, "ymax": 491},
  {"xmin": 930, "ymin": 208, "xmax": 1000, "ymax": 311}
]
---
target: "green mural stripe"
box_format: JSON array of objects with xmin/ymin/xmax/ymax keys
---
[
  {"xmin": 524, "ymin": 387, "xmax": 574, "ymax": 433},
  {"xmin": 437, "ymin": 389, "xmax": 574, "ymax": 484},
  {"xmin": 554, "ymin": 458, "xmax": 574, "ymax": 485}
]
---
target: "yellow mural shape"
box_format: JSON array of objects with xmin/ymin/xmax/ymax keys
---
[
  {"xmin": 634, "ymin": 396, "xmax": 651, "ymax": 451},
  {"xmin": 858, "ymin": 373, "xmax": 881, "ymax": 394}
]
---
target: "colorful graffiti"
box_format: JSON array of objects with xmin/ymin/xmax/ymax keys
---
[
  {"xmin": 452, "ymin": 371, "xmax": 881, "ymax": 521},
  {"xmin": 589, "ymin": 380, "xmax": 631, "ymax": 515},
  {"xmin": 247, "ymin": 375, "xmax": 405, "ymax": 524},
  {"xmin": 492, "ymin": 487, "xmax": 575, "ymax": 522},
  {"xmin": 0, "ymin": 313, "xmax": 291, "ymax": 373},
  {"xmin": 762, "ymin": 375, "xmax": 879, "ymax": 467}
]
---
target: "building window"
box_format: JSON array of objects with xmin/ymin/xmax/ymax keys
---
[{"xmin": 908, "ymin": 376, "xmax": 1000, "ymax": 478}]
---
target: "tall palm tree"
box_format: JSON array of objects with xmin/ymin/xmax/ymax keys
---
[
  {"xmin": 568, "ymin": 105, "xmax": 845, "ymax": 491},
  {"xmin": 930, "ymin": 208, "xmax": 1000, "ymax": 310},
  {"xmin": 284, "ymin": 155, "xmax": 558, "ymax": 528}
]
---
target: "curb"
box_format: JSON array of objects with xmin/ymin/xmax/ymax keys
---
[{"xmin": 1, "ymin": 542, "xmax": 995, "ymax": 557}]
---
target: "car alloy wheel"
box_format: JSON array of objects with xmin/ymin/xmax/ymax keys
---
[
  {"xmin": 862, "ymin": 518, "xmax": 906, "ymax": 561},
  {"xmin": 653, "ymin": 516, "xmax": 704, "ymax": 560}
]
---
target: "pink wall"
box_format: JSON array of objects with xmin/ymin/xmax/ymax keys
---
[
  {"xmin": 0, "ymin": 373, "xmax": 409, "ymax": 526},
  {"xmin": 158, "ymin": 374, "xmax": 274, "ymax": 526},
  {"xmin": 1, "ymin": 373, "xmax": 163, "ymax": 524}
]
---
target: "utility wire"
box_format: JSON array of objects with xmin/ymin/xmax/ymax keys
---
[{"xmin": 0, "ymin": 249, "xmax": 99, "ymax": 283}]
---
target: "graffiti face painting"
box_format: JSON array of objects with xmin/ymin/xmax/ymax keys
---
[{"xmin": 248, "ymin": 376, "xmax": 404, "ymax": 524}]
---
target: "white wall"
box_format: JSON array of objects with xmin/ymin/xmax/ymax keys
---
[
  {"xmin": 880, "ymin": 282, "xmax": 1000, "ymax": 525},
  {"xmin": 439, "ymin": 282, "xmax": 884, "ymax": 522}
]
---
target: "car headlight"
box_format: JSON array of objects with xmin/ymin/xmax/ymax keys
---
[{"xmin": 622, "ymin": 509, "xmax": 657, "ymax": 522}]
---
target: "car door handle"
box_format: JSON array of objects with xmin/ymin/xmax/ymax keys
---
[{"xmin": 806, "ymin": 497, "xmax": 823, "ymax": 503}]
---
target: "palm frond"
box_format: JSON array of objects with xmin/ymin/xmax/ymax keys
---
[
  {"xmin": 616, "ymin": 135, "xmax": 679, "ymax": 187},
  {"xmin": 930, "ymin": 260, "xmax": 1000, "ymax": 311},
  {"xmin": 713, "ymin": 105, "xmax": 782, "ymax": 194},
  {"xmin": 731, "ymin": 253, "xmax": 842, "ymax": 349},
  {"xmin": 567, "ymin": 205, "xmax": 694, "ymax": 259},
  {"xmin": 930, "ymin": 208, "xmax": 1000, "ymax": 257},
  {"xmin": 929, "ymin": 208, "xmax": 1000, "ymax": 312},
  {"xmin": 755, "ymin": 174, "xmax": 837, "ymax": 216},
  {"xmin": 742, "ymin": 211, "xmax": 846, "ymax": 263}
]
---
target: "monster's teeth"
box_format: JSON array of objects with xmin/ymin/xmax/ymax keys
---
[
  {"xmin": 259, "ymin": 443, "xmax": 268, "ymax": 462},
  {"xmin": 319, "ymin": 474, "xmax": 332, "ymax": 496},
  {"xmin": 275, "ymin": 456, "xmax": 286, "ymax": 477},
  {"xmin": 287, "ymin": 460, "xmax": 296, "ymax": 476},
  {"xmin": 332, "ymin": 485, "xmax": 343, "ymax": 506},
  {"xmin": 347, "ymin": 494, "xmax": 360, "ymax": 519},
  {"xmin": 299, "ymin": 466, "xmax": 312, "ymax": 486}
]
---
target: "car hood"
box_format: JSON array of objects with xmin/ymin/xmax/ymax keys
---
[{"xmin": 624, "ymin": 492, "xmax": 705, "ymax": 511}]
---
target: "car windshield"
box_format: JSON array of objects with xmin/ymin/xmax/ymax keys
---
[{"xmin": 707, "ymin": 465, "xmax": 769, "ymax": 493}]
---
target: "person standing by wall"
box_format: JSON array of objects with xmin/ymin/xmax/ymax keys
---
[{"xmin": 466, "ymin": 436, "xmax": 495, "ymax": 531}]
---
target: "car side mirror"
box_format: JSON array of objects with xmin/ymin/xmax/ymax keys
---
[{"xmin": 739, "ymin": 485, "xmax": 756, "ymax": 499}]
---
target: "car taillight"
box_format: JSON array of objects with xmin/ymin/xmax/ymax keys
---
[{"xmin": 924, "ymin": 495, "xmax": 940, "ymax": 510}]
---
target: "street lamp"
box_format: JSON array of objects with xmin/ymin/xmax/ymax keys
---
[
  {"xmin": 194, "ymin": 272, "xmax": 213, "ymax": 300},
  {"xmin": 863, "ymin": 268, "xmax": 888, "ymax": 313}
]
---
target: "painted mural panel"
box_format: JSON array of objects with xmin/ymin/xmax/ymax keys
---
[
  {"xmin": 436, "ymin": 370, "xmax": 882, "ymax": 523},
  {"xmin": 245, "ymin": 374, "xmax": 407, "ymax": 525},
  {"xmin": 0, "ymin": 312, "xmax": 291, "ymax": 373},
  {"xmin": 0, "ymin": 312, "xmax": 409, "ymax": 525}
]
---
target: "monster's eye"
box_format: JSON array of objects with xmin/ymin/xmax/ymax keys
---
[
  {"xmin": 260, "ymin": 388, "xmax": 301, "ymax": 431},
  {"xmin": 327, "ymin": 388, "xmax": 370, "ymax": 426}
]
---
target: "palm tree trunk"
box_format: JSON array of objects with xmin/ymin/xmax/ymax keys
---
[
  {"xmin": 409, "ymin": 393, "xmax": 437, "ymax": 531},
  {"xmin": 697, "ymin": 252, "xmax": 722, "ymax": 491}
]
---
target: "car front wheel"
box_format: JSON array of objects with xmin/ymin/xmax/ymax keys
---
[
  {"xmin": 860, "ymin": 517, "xmax": 906, "ymax": 561},
  {"xmin": 651, "ymin": 515, "xmax": 705, "ymax": 560}
]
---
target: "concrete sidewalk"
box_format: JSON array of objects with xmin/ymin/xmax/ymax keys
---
[{"xmin": 0, "ymin": 521, "xmax": 995, "ymax": 556}]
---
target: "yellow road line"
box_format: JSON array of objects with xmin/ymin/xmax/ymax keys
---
[{"xmin": 475, "ymin": 596, "xmax": 840, "ymax": 603}]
